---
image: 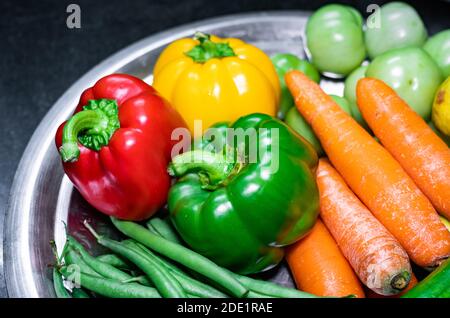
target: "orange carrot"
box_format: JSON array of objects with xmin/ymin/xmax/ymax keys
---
[
  {"xmin": 366, "ymin": 273, "xmax": 418, "ymax": 298},
  {"xmin": 285, "ymin": 70, "xmax": 450, "ymax": 268},
  {"xmin": 317, "ymin": 158, "xmax": 412, "ymax": 295},
  {"xmin": 356, "ymin": 78, "xmax": 450, "ymax": 219},
  {"xmin": 286, "ymin": 219, "xmax": 365, "ymax": 298}
]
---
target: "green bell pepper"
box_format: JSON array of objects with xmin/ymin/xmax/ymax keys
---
[
  {"xmin": 167, "ymin": 113, "xmax": 319, "ymax": 274},
  {"xmin": 271, "ymin": 53, "xmax": 320, "ymax": 119}
]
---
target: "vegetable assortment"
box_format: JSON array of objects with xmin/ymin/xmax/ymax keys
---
[{"xmin": 52, "ymin": 1, "xmax": 450, "ymax": 299}]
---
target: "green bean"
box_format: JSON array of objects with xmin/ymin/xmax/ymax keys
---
[
  {"xmin": 110, "ymin": 218, "xmax": 248, "ymax": 298},
  {"xmin": 53, "ymin": 268, "xmax": 71, "ymax": 298},
  {"xmin": 123, "ymin": 240, "xmax": 185, "ymax": 275},
  {"xmin": 64, "ymin": 248, "xmax": 102, "ymax": 278},
  {"xmin": 247, "ymin": 291, "xmax": 276, "ymax": 298},
  {"xmin": 85, "ymin": 221, "xmax": 186, "ymax": 298},
  {"xmin": 146, "ymin": 217, "xmax": 182, "ymax": 244},
  {"xmin": 96, "ymin": 254, "xmax": 133, "ymax": 271},
  {"xmin": 121, "ymin": 275, "xmax": 147, "ymax": 284},
  {"xmin": 128, "ymin": 219, "xmax": 316, "ymax": 299},
  {"xmin": 59, "ymin": 266, "xmax": 160, "ymax": 298},
  {"xmin": 170, "ymin": 270, "xmax": 229, "ymax": 298},
  {"xmin": 71, "ymin": 288, "xmax": 90, "ymax": 298},
  {"xmin": 67, "ymin": 236, "xmax": 150, "ymax": 285},
  {"xmin": 233, "ymin": 274, "xmax": 318, "ymax": 298},
  {"xmin": 125, "ymin": 240, "xmax": 228, "ymax": 298},
  {"xmin": 68, "ymin": 238, "xmax": 153, "ymax": 287}
]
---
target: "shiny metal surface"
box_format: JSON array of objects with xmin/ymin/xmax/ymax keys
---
[{"xmin": 4, "ymin": 11, "xmax": 343, "ymax": 297}]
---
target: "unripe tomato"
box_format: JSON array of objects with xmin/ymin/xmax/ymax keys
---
[
  {"xmin": 424, "ymin": 30, "xmax": 450, "ymax": 78},
  {"xmin": 271, "ymin": 53, "xmax": 320, "ymax": 119},
  {"xmin": 365, "ymin": 2, "xmax": 427, "ymax": 59},
  {"xmin": 366, "ymin": 47, "xmax": 442, "ymax": 120},
  {"xmin": 344, "ymin": 64, "xmax": 369, "ymax": 129},
  {"xmin": 306, "ymin": 4, "xmax": 366, "ymax": 76},
  {"xmin": 285, "ymin": 95, "xmax": 352, "ymax": 156}
]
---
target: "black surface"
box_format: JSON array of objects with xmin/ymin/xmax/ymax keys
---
[{"xmin": 0, "ymin": 0, "xmax": 449, "ymax": 298}]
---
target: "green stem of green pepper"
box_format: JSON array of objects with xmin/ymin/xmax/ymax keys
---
[{"xmin": 168, "ymin": 150, "xmax": 237, "ymax": 188}]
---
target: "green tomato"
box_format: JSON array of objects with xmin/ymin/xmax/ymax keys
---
[
  {"xmin": 285, "ymin": 107, "xmax": 324, "ymax": 157},
  {"xmin": 366, "ymin": 47, "xmax": 442, "ymax": 121},
  {"xmin": 365, "ymin": 2, "xmax": 427, "ymax": 59},
  {"xmin": 306, "ymin": 4, "xmax": 366, "ymax": 76},
  {"xmin": 330, "ymin": 95, "xmax": 352, "ymax": 115},
  {"xmin": 285, "ymin": 95, "xmax": 352, "ymax": 157},
  {"xmin": 424, "ymin": 30, "xmax": 450, "ymax": 78},
  {"xmin": 344, "ymin": 64, "xmax": 370, "ymax": 129},
  {"xmin": 271, "ymin": 53, "xmax": 320, "ymax": 119}
]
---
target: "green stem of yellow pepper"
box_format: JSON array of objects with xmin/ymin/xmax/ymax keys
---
[{"xmin": 185, "ymin": 32, "xmax": 236, "ymax": 63}]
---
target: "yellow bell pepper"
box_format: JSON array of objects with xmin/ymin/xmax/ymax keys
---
[{"xmin": 153, "ymin": 32, "xmax": 280, "ymax": 135}]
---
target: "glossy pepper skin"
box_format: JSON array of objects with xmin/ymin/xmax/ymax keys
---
[
  {"xmin": 153, "ymin": 32, "xmax": 280, "ymax": 136},
  {"xmin": 55, "ymin": 74, "xmax": 188, "ymax": 221},
  {"xmin": 167, "ymin": 113, "xmax": 319, "ymax": 274}
]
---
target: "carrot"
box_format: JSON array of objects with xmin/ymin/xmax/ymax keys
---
[
  {"xmin": 317, "ymin": 158, "xmax": 412, "ymax": 295},
  {"xmin": 285, "ymin": 219, "xmax": 365, "ymax": 298},
  {"xmin": 356, "ymin": 78, "xmax": 450, "ymax": 219},
  {"xmin": 366, "ymin": 273, "xmax": 418, "ymax": 298},
  {"xmin": 285, "ymin": 70, "xmax": 450, "ymax": 268}
]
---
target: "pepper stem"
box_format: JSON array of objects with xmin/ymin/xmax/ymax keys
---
[
  {"xmin": 168, "ymin": 150, "xmax": 237, "ymax": 188},
  {"xmin": 59, "ymin": 99, "xmax": 120, "ymax": 163},
  {"xmin": 185, "ymin": 32, "xmax": 236, "ymax": 63}
]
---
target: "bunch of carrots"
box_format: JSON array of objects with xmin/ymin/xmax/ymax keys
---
[{"xmin": 284, "ymin": 71, "xmax": 450, "ymax": 298}]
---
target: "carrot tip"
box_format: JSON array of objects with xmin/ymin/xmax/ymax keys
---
[{"xmin": 391, "ymin": 271, "xmax": 411, "ymax": 291}]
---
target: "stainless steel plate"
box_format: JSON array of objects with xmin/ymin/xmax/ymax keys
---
[{"xmin": 5, "ymin": 11, "xmax": 343, "ymax": 297}]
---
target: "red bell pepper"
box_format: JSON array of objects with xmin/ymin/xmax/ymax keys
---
[{"xmin": 55, "ymin": 74, "xmax": 188, "ymax": 220}]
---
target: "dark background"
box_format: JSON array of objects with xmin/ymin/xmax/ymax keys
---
[{"xmin": 0, "ymin": 0, "xmax": 449, "ymax": 298}]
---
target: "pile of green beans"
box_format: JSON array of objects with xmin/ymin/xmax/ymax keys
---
[{"xmin": 52, "ymin": 217, "xmax": 321, "ymax": 298}]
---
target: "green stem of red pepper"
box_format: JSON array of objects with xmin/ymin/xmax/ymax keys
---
[
  {"xmin": 59, "ymin": 99, "xmax": 120, "ymax": 163},
  {"xmin": 168, "ymin": 150, "xmax": 238, "ymax": 189}
]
